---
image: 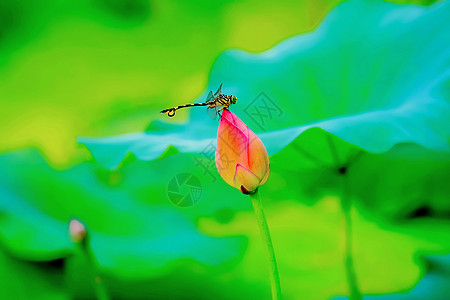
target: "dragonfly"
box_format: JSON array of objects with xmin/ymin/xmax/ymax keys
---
[{"xmin": 160, "ymin": 83, "xmax": 237, "ymax": 119}]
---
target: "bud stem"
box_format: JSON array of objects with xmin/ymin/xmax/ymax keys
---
[
  {"xmin": 250, "ymin": 189, "xmax": 282, "ymax": 300},
  {"xmin": 341, "ymin": 175, "xmax": 362, "ymax": 300},
  {"xmin": 79, "ymin": 238, "xmax": 110, "ymax": 300}
]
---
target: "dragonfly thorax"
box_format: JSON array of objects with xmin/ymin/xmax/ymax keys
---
[{"xmin": 216, "ymin": 94, "xmax": 237, "ymax": 106}]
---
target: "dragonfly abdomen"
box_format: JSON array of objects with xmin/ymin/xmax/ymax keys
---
[{"xmin": 160, "ymin": 102, "xmax": 209, "ymax": 117}]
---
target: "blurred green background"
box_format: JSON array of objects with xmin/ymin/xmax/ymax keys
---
[{"xmin": 0, "ymin": 0, "xmax": 449, "ymax": 299}]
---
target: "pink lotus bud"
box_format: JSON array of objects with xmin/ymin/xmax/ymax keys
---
[
  {"xmin": 69, "ymin": 219, "xmax": 86, "ymax": 243},
  {"xmin": 215, "ymin": 109, "xmax": 270, "ymax": 194}
]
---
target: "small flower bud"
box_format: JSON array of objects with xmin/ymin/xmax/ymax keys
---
[{"xmin": 69, "ymin": 219, "xmax": 86, "ymax": 243}]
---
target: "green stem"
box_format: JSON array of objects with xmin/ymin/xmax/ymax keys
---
[
  {"xmin": 81, "ymin": 240, "xmax": 110, "ymax": 300},
  {"xmin": 341, "ymin": 175, "xmax": 362, "ymax": 300},
  {"xmin": 250, "ymin": 189, "xmax": 282, "ymax": 300},
  {"xmin": 327, "ymin": 136, "xmax": 362, "ymax": 300}
]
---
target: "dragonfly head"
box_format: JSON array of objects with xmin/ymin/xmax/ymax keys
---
[{"xmin": 230, "ymin": 95, "xmax": 237, "ymax": 104}]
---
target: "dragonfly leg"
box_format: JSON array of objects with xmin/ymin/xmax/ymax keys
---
[
  {"xmin": 217, "ymin": 106, "xmax": 228, "ymax": 113},
  {"xmin": 217, "ymin": 106, "xmax": 228, "ymax": 118}
]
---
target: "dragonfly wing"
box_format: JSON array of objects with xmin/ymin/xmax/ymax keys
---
[
  {"xmin": 206, "ymin": 91, "xmax": 214, "ymax": 102},
  {"xmin": 214, "ymin": 83, "xmax": 223, "ymax": 97},
  {"xmin": 207, "ymin": 106, "xmax": 218, "ymax": 120}
]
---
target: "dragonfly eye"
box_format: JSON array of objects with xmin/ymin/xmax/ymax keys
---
[{"xmin": 231, "ymin": 95, "xmax": 237, "ymax": 104}]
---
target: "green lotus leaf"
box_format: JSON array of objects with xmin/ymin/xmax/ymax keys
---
[
  {"xmin": 78, "ymin": 0, "xmax": 450, "ymax": 170},
  {"xmin": 0, "ymin": 149, "xmax": 246, "ymax": 278},
  {"xmin": 268, "ymin": 129, "xmax": 450, "ymax": 218}
]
